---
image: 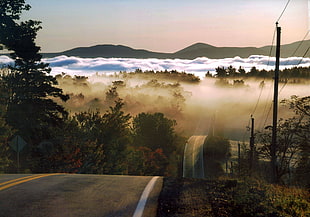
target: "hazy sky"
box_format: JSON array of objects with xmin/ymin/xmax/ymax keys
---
[{"xmin": 21, "ymin": 0, "xmax": 309, "ymax": 53}]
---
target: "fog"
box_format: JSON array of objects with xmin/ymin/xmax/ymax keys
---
[
  {"xmin": 2, "ymin": 55, "xmax": 310, "ymax": 78},
  {"xmin": 1, "ymin": 54, "xmax": 308, "ymax": 140},
  {"xmin": 54, "ymin": 73, "xmax": 309, "ymax": 141}
]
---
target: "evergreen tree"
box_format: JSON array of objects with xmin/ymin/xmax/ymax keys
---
[
  {"xmin": 0, "ymin": 0, "xmax": 69, "ymax": 143},
  {"xmin": 0, "ymin": 75, "xmax": 12, "ymax": 172}
]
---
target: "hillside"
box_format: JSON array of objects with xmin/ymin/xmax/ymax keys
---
[{"xmin": 39, "ymin": 39, "xmax": 310, "ymax": 59}]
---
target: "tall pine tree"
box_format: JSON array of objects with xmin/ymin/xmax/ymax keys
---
[{"xmin": 0, "ymin": 0, "xmax": 69, "ymax": 143}]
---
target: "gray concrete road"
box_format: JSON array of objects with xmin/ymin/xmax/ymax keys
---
[
  {"xmin": 183, "ymin": 135, "xmax": 207, "ymax": 178},
  {"xmin": 0, "ymin": 174, "xmax": 162, "ymax": 217}
]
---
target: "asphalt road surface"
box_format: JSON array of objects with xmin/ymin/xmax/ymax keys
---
[
  {"xmin": 0, "ymin": 173, "xmax": 162, "ymax": 217},
  {"xmin": 183, "ymin": 135, "xmax": 207, "ymax": 178}
]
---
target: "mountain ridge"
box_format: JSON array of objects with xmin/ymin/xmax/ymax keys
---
[{"xmin": 38, "ymin": 39, "xmax": 310, "ymax": 59}]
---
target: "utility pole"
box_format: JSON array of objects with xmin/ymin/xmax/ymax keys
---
[
  {"xmin": 238, "ymin": 142, "xmax": 241, "ymax": 175},
  {"xmin": 249, "ymin": 116, "xmax": 255, "ymax": 174},
  {"xmin": 271, "ymin": 22, "xmax": 281, "ymax": 183}
]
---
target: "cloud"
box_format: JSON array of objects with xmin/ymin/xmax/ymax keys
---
[
  {"xmin": 1, "ymin": 55, "xmax": 310, "ymax": 78},
  {"xmin": 0, "ymin": 55, "xmax": 14, "ymax": 67}
]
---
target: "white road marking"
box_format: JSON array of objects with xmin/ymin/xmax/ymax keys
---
[
  {"xmin": 200, "ymin": 136, "xmax": 205, "ymax": 178},
  {"xmin": 183, "ymin": 135, "xmax": 207, "ymax": 178},
  {"xmin": 183, "ymin": 142, "xmax": 188, "ymax": 178},
  {"xmin": 132, "ymin": 176, "xmax": 160, "ymax": 217}
]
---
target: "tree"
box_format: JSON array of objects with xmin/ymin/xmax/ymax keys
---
[
  {"xmin": 0, "ymin": 0, "xmax": 69, "ymax": 172},
  {"xmin": 257, "ymin": 119, "xmax": 301, "ymax": 183},
  {"xmin": 0, "ymin": 76, "xmax": 12, "ymax": 172},
  {"xmin": 238, "ymin": 66, "xmax": 246, "ymax": 76},
  {"xmin": 127, "ymin": 146, "xmax": 168, "ymax": 176},
  {"xmin": 257, "ymin": 96, "xmax": 309, "ymax": 184},
  {"xmin": 0, "ymin": 0, "xmax": 69, "ymax": 144},
  {"xmin": 132, "ymin": 112, "xmax": 177, "ymax": 156},
  {"xmin": 101, "ymin": 99, "xmax": 131, "ymax": 174},
  {"xmin": 215, "ymin": 66, "xmax": 227, "ymax": 77},
  {"xmin": 282, "ymin": 96, "xmax": 310, "ymax": 186},
  {"xmin": 203, "ymin": 136, "xmax": 230, "ymax": 178}
]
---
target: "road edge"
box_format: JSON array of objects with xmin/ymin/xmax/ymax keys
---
[{"xmin": 132, "ymin": 176, "xmax": 162, "ymax": 217}]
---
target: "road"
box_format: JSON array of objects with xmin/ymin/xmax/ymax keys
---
[
  {"xmin": 183, "ymin": 135, "xmax": 207, "ymax": 178},
  {"xmin": 0, "ymin": 174, "xmax": 162, "ymax": 217}
]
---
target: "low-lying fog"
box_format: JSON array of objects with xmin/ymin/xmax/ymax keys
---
[
  {"xmin": 1, "ymin": 55, "xmax": 308, "ymax": 141},
  {"xmin": 1, "ymin": 55, "xmax": 310, "ymax": 78},
  {"xmin": 55, "ymin": 73, "xmax": 309, "ymax": 141}
]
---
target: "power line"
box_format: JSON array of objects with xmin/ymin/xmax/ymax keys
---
[
  {"xmin": 279, "ymin": 45, "xmax": 310, "ymax": 94},
  {"xmin": 290, "ymin": 30, "xmax": 310, "ymax": 58},
  {"xmin": 296, "ymin": 46, "xmax": 310, "ymax": 66},
  {"xmin": 283, "ymin": 30, "xmax": 310, "ymax": 66},
  {"xmin": 251, "ymin": 27, "xmax": 277, "ymax": 117},
  {"xmin": 267, "ymin": 28, "xmax": 277, "ymax": 69},
  {"xmin": 259, "ymin": 83, "xmax": 273, "ymax": 130},
  {"xmin": 276, "ymin": 0, "xmax": 291, "ymax": 23}
]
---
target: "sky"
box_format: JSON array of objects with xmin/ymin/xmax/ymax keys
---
[{"xmin": 18, "ymin": 0, "xmax": 310, "ymax": 53}]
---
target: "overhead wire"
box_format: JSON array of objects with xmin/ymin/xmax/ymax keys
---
[
  {"xmin": 255, "ymin": 28, "xmax": 277, "ymax": 130},
  {"xmin": 276, "ymin": 0, "xmax": 291, "ymax": 23},
  {"xmin": 290, "ymin": 30, "xmax": 310, "ymax": 58},
  {"xmin": 279, "ymin": 30, "xmax": 310, "ymax": 95},
  {"xmin": 256, "ymin": 0, "xmax": 292, "ymax": 130},
  {"xmin": 251, "ymin": 28, "xmax": 276, "ymax": 119},
  {"xmin": 247, "ymin": 0, "xmax": 305, "ymax": 133},
  {"xmin": 296, "ymin": 46, "xmax": 310, "ymax": 66}
]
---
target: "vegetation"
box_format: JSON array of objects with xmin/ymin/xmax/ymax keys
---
[
  {"xmin": 0, "ymin": 0, "xmax": 69, "ymax": 172},
  {"xmin": 0, "ymin": 0, "xmax": 184, "ymax": 175},
  {"xmin": 158, "ymin": 178, "xmax": 310, "ymax": 217},
  {"xmin": 246, "ymin": 95, "xmax": 310, "ymax": 185},
  {"xmin": 211, "ymin": 65, "xmax": 310, "ymax": 80},
  {"xmin": 0, "ymin": 3, "xmax": 309, "ymax": 216},
  {"xmin": 203, "ymin": 136, "xmax": 231, "ymax": 179},
  {"xmin": 209, "ymin": 65, "xmax": 310, "ymax": 88},
  {"xmin": 121, "ymin": 69, "xmax": 200, "ymax": 83}
]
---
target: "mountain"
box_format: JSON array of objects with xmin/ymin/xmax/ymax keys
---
[
  {"xmin": 42, "ymin": 40, "xmax": 310, "ymax": 59},
  {"xmin": 172, "ymin": 43, "xmax": 265, "ymax": 59},
  {"xmin": 57, "ymin": 44, "xmax": 170, "ymax": 59}
]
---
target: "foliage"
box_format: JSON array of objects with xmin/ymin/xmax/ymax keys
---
[
  {"xmin": 158, "ymin": 178, "xmax": 310, "ymax": 217},
  {"xmin": 257, "ymin": 118, "xmax": 301, "ymax": 183},
  {"xmin": 203, "ymin": 136, "xmax": 231, "ymax": 178},
  {"xmin": 133, "ymin": 112, "xmax": 177, "ymax": 155},
  {"xmin": 212, "ymin": 65, "xmax": 310, "ymax": 80},
  {"xmin": 0, "ymin": 79, "xmax": 12, "ymax": 172},
  {"xmin": 0, "ymin": 70, "xmax": 17, "ymax": 172},
  {"xmin": 204, "ymin": 136, "xmax": 230, "ymax": 161},
  {"xmin": 127, "ymin": 146, "xmax": 168, "ymax": 176},
  {"xmin": 121, "ymin": 69, "xmax": 200, "ymax": 83},
  {"xmin": 281, "ymin": 95, "xmax": 310, "ymax": 186},
  {"xmin": 100, "ymin": 99, "xmax": 131, "ymax": 174},
  {"xmin": 266, "ymin": 184, "xmax": 310, "ymax": 217},
  {"xmin": 132, "ymin": 112, "xmax": 182, "ymax": 176},
  {"xmin": 0, "ymin": 1, "xmax": 184, "ymax": 175},
  {"xmin": 230, "ymin": 180, "xmax": 309, "ymax": 217},
  {"xmin": 0, "ymin": 0, "xmax": 69, "ymax": 172},
  {"xmin": 255, "ymin": 95, "xmax": 309, "ymax": 185}
]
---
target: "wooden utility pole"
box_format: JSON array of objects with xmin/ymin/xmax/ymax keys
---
[
  {"xmin": 238, "ymin": 142, "xmax": 241, "ymax": 175},
  {"xmin": 271, "ymin": 23, "xmax": 281, "ymax": 183},
  {"xmin": 249, "ymin": 116, "xmax": 255, "ymax": 174}
]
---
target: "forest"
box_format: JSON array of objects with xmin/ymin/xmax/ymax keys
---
[{"xmin": 0, "ymin": 1, "xmax": 309, "ymax": 190}]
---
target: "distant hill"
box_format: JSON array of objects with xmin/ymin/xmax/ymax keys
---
[
  {"xmin": 54, "ymin": 44, "xmax": 170, "ymax": 59},
  {"xmin": 39, "ymin": 39, "xmax": 310, "ymax": 59}
]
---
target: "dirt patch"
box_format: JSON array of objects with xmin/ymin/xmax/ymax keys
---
[{"xmin": 157, "ymin": 178, "xmax": 236, "ymax": 217}]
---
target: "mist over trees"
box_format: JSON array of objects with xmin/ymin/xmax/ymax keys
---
[
  {"xmin": 236, "ymin": 95, "xmax": 310, "ymax": 186},
  {"xmin": 0, "ymin": 1, "xmax": 309, "ymax": 187},
  {"xmin": 0, "ymin": 0, "xmax": 185, "ymax": 175}
]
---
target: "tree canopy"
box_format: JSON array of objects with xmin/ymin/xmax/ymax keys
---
[{"xmin": 0, "ymin": 0, "xmax": 69, "ymax": 142}]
